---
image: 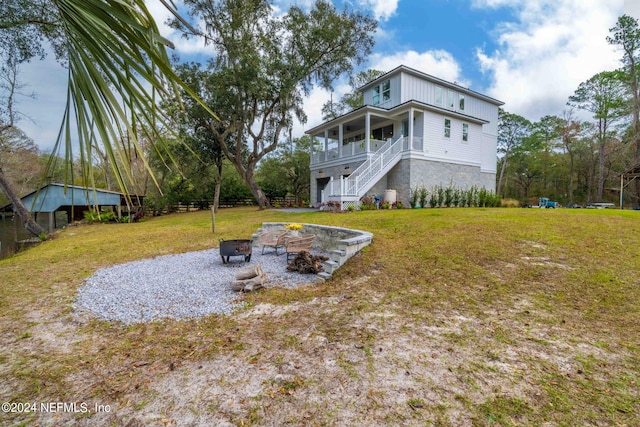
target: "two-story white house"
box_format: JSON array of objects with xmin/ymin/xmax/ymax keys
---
[{"xmin": 306, "ymin": 65, "xmax": 504, "ymax": 209}]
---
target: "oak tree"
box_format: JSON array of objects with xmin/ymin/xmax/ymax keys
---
[{"xmin": 170, "ymin": 0, "xmax": 376, "ymax": 207}]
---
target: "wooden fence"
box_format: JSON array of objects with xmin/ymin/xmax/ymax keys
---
[{"xmin": 165, "ymin": 196, "xmax": 301, "ymax": 213}]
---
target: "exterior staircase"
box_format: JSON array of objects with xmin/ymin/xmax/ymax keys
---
[{"xmin": 325, "ymin": 137, "xmax": 405, "ymax": 209}]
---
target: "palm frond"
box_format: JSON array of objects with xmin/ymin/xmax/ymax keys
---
[{"xmin": 51, "ymin": 0, "xmax": 217, "ymax": 195}]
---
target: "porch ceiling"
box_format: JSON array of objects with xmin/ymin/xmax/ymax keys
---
[{"xmin": 332, "ymin": 116, "xmax": 388, "ymax": 135}]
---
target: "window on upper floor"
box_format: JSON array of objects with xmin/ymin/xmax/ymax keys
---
[
  {"xmin": 462, "ymin": 123, "xmax": 469, "ymax": 142},
  {"xmin": 435, "ymin": 86, "xmax": 443, "ymax": 106},
  {"xmin": 448, "ymin": 91, "xmax": 455, "ymax": 109},
  {"xmin": 372, "ymin": 79, "xmax": 391, "ymax": 105},
  {"xmin": 459, "ymin": 95, "xmax": 465, "ymax": 111},
  {"xmin": 372, "ymin": 86, "xmax": 380, "ymax": 105},
  {"xmin": 382, "ymin": 80, "xmax": 390, "ymax": 102},
  {"xmin": 444, "ymin": 118, "xmax": 451, "ymax": 138}
]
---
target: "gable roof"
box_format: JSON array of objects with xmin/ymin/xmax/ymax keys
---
[
  {"xmin": 0, "ymin": 183, "xmax": 126, "ymax": 213},
  {"xmin": 359, "ymin": 64, "xmax": 504, "ymax": 106}
]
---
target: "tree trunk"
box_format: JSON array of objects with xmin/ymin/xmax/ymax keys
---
[
  {"xmin": 211, "ymin": 159, "xmax": 222, "ymax": 233},
  {"xmin": 628, "ymin": 59, "xmax": 640, "ymax": 202},
  {"xmin": 496, "ymin": 151, "xmax": 510, "ymax": 196},
  {"xmin": 568, "ymin": 153, "xmax": 575, "ymax": 205},
  {"xmin": 213, "ymin": 159, "xmax": 222, "ymax": 214},
  {"xmin": 247, "ymin": 176, "xmax": 270, "ymax": 208},
  {"xmin": 0, "ymin": 166, "xmax": 45, "ymax": 237},
  {"xmin": 597, "ymin": 141, "xmax": 605, "ymax": 203}
]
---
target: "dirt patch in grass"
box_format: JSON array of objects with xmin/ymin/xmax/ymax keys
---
[{"xmin": 1, "ymin": 208, "xmax": 639, "ymax": 426}]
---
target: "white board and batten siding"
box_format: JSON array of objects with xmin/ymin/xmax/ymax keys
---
[
  {"xmin": 421, "ymin": 111, "xmax": 484, "ymax": 167},
  {"xmin": 399, "ymin": 70, "xmax": 500, "ymax": 135}
]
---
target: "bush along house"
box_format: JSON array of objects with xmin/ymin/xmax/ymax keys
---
[{"xmin": 306, "ymin": 65, "xmax": 504, "ymax": 209}]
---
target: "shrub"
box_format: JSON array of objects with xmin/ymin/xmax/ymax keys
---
[
  {"xmin": 452, "ymin": 188, "xmax": 461, "ymax": 207},
  {"xmin": 322, "ymin": 201, "xmax": 341, "ymax": 211},
  {"xmin": 429, "ymin": 191, "xmax": 438, "ymax": 208},
  {"xmin": 409, "ymin": 186, "xmax": 419, "ymax": 208},
  {"xmin": 83, "ymin": 211, "xmax": 100, "ymax": 223},
  {"xmin": 466, "ymin": 186, "xmax": 478, "ymax": 207},
  {"xmin": 360, "ymin": 196, "xmax": 376, "ymax": 210},
  {"xmin": 84, "ymin": 210, "xmax": 117, "ymax": 223},
  {"xmin": 436, "ymin": 186, "xmax": 445, "ymax": 207},
  {"xmin": 501, "ymin": 198, "xmax": 520, "ymax": 208},
  {"xmin": 419, "ymin": 186, "xmax": 428, "ymax": 208},
  {"xmin": 444, "ymin": 187, "xmax": 453, "ymax": 207}
]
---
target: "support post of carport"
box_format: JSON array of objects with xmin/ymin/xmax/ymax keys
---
[
  {"xmin": 620, "ymin": 174, "xmax": 624, "ymax": 209},
  {"xmin": 48, "ymin": 211, "xmax": 54, "ymax": 233}
]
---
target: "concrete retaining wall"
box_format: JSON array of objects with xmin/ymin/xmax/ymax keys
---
[{"xmin": 253, "ymin": 222, "xmax": 374, "ymax": 279}]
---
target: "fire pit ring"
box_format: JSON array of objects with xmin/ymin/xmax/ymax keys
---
[{"xmin": 219, "ymin": 239, "xmax": 252, "ymax": 264}]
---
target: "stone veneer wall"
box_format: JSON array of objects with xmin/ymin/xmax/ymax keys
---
[
  {"xmin": 312, "ymin": 158, "xmax": 495, "ymax": 208},
  {"xmin": 372, "ymin": 158, "xmax": 495, "ymax": 207},
  {"xmin": 253, "ymin": 222, "xmax": 373, "ymax": 279}
]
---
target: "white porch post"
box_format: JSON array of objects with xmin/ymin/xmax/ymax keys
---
[
  {"xmin": 310, "ymin": 135, "xmax": 314, "ymax": 158},
  {"xmin": 338, "ymin": 124, "xmax": 344, "ymax": 158},
  {"xmin": 329, "ymin": 176, "xmax": 334, "ymax": 196},
  {"xmin": 365, "ymin": 112, "xmax": 371, "ymax": 154},
  {"xmin": 409, "ymin": 108, "xmax": 414, "ymax": 151},
  {"xmin": 323, "ymin": 130, "xmax": 329, "ymax": 161}
]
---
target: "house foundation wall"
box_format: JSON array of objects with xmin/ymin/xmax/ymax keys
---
[
  {"xmin": 363, "ymin": 158, "xmax": 496, "ymax": 207},
  {"xmin": 312, "ymin": 158, "xmax": 495, "ymax": 208}
]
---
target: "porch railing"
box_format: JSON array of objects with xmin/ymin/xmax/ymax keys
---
[
  {"xmin": 312, "ymin": 139, "xmax": 387, "ymax": 164},
  {"xmin": 327, "ymin": 137, "xmax": 405, "ymax": 199}
]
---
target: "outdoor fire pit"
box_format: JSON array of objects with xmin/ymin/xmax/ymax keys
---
[{"xmin": 219, "ymin": 239, "xmax": 252, "ymax": 264}]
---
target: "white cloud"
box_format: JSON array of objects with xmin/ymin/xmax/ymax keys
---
[
  {"xmin": 295, "ymin": 86, "xmax": 332, "ymax": 136},
  {"xmin": 624, "ymin": 0, "xmax": 640, "ymax": 20},
  {"xmin": 359, "ymin": 0, "xmax": 399, "ymax": 21},
  {"xmin": 370, "ymin": 50, "xmax": 469, "ymax": 86},
  {"xmin": 475, "ymin": 0, "xmax": 625, "ymax": 121}
]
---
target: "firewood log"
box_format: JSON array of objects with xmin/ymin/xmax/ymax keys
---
[
  {"xmin": 231, "ymin": 273, "xmax": 266, "ymax": 292},
  {"xmin": 235, "ymin": 265, "xmax": 263, "ymax": 280}
]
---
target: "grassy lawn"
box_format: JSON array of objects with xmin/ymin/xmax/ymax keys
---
[{"xmin": 0, "ymin": 207, "xmax": 639, "ymax": 426}]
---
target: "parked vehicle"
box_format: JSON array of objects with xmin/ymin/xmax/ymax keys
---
[{"xmin": 539, "ymin": 197, "xmax": 559, "ymax": 208}]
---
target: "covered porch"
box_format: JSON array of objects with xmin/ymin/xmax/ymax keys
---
[
  {"xmin": 307, "ymin": 104, "xmax": 425, "ymax": 169},
  {"xmin": 306, "ymin": 104, "xmax": 427, "ymax": 208}
]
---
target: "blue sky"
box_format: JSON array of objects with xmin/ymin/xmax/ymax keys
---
[{"xmin": 14, "ymin": 0, "xmax": 637, "ymax": 152}]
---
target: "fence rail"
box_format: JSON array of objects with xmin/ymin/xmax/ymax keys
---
[{"xmin": 162, "ymin": 196, "xmax": 302, "ymax": 214}]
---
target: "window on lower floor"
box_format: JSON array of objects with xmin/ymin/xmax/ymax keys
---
[
  {"xmin": 462, "ymin": 123, "xmax": 469, "ymax": 142},
  {"xmin": 444, "ymin": 119, "xmax": 451, "ymax": 138}
]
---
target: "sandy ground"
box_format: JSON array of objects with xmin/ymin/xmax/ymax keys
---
[{"xmin": 3, "ymin": 272, "xmax": 628, "ymax": 427}]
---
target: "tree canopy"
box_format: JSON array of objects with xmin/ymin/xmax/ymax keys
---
[{"xmin": 169, "ymin": 0, "xmax": 376, "ymax": 207}]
